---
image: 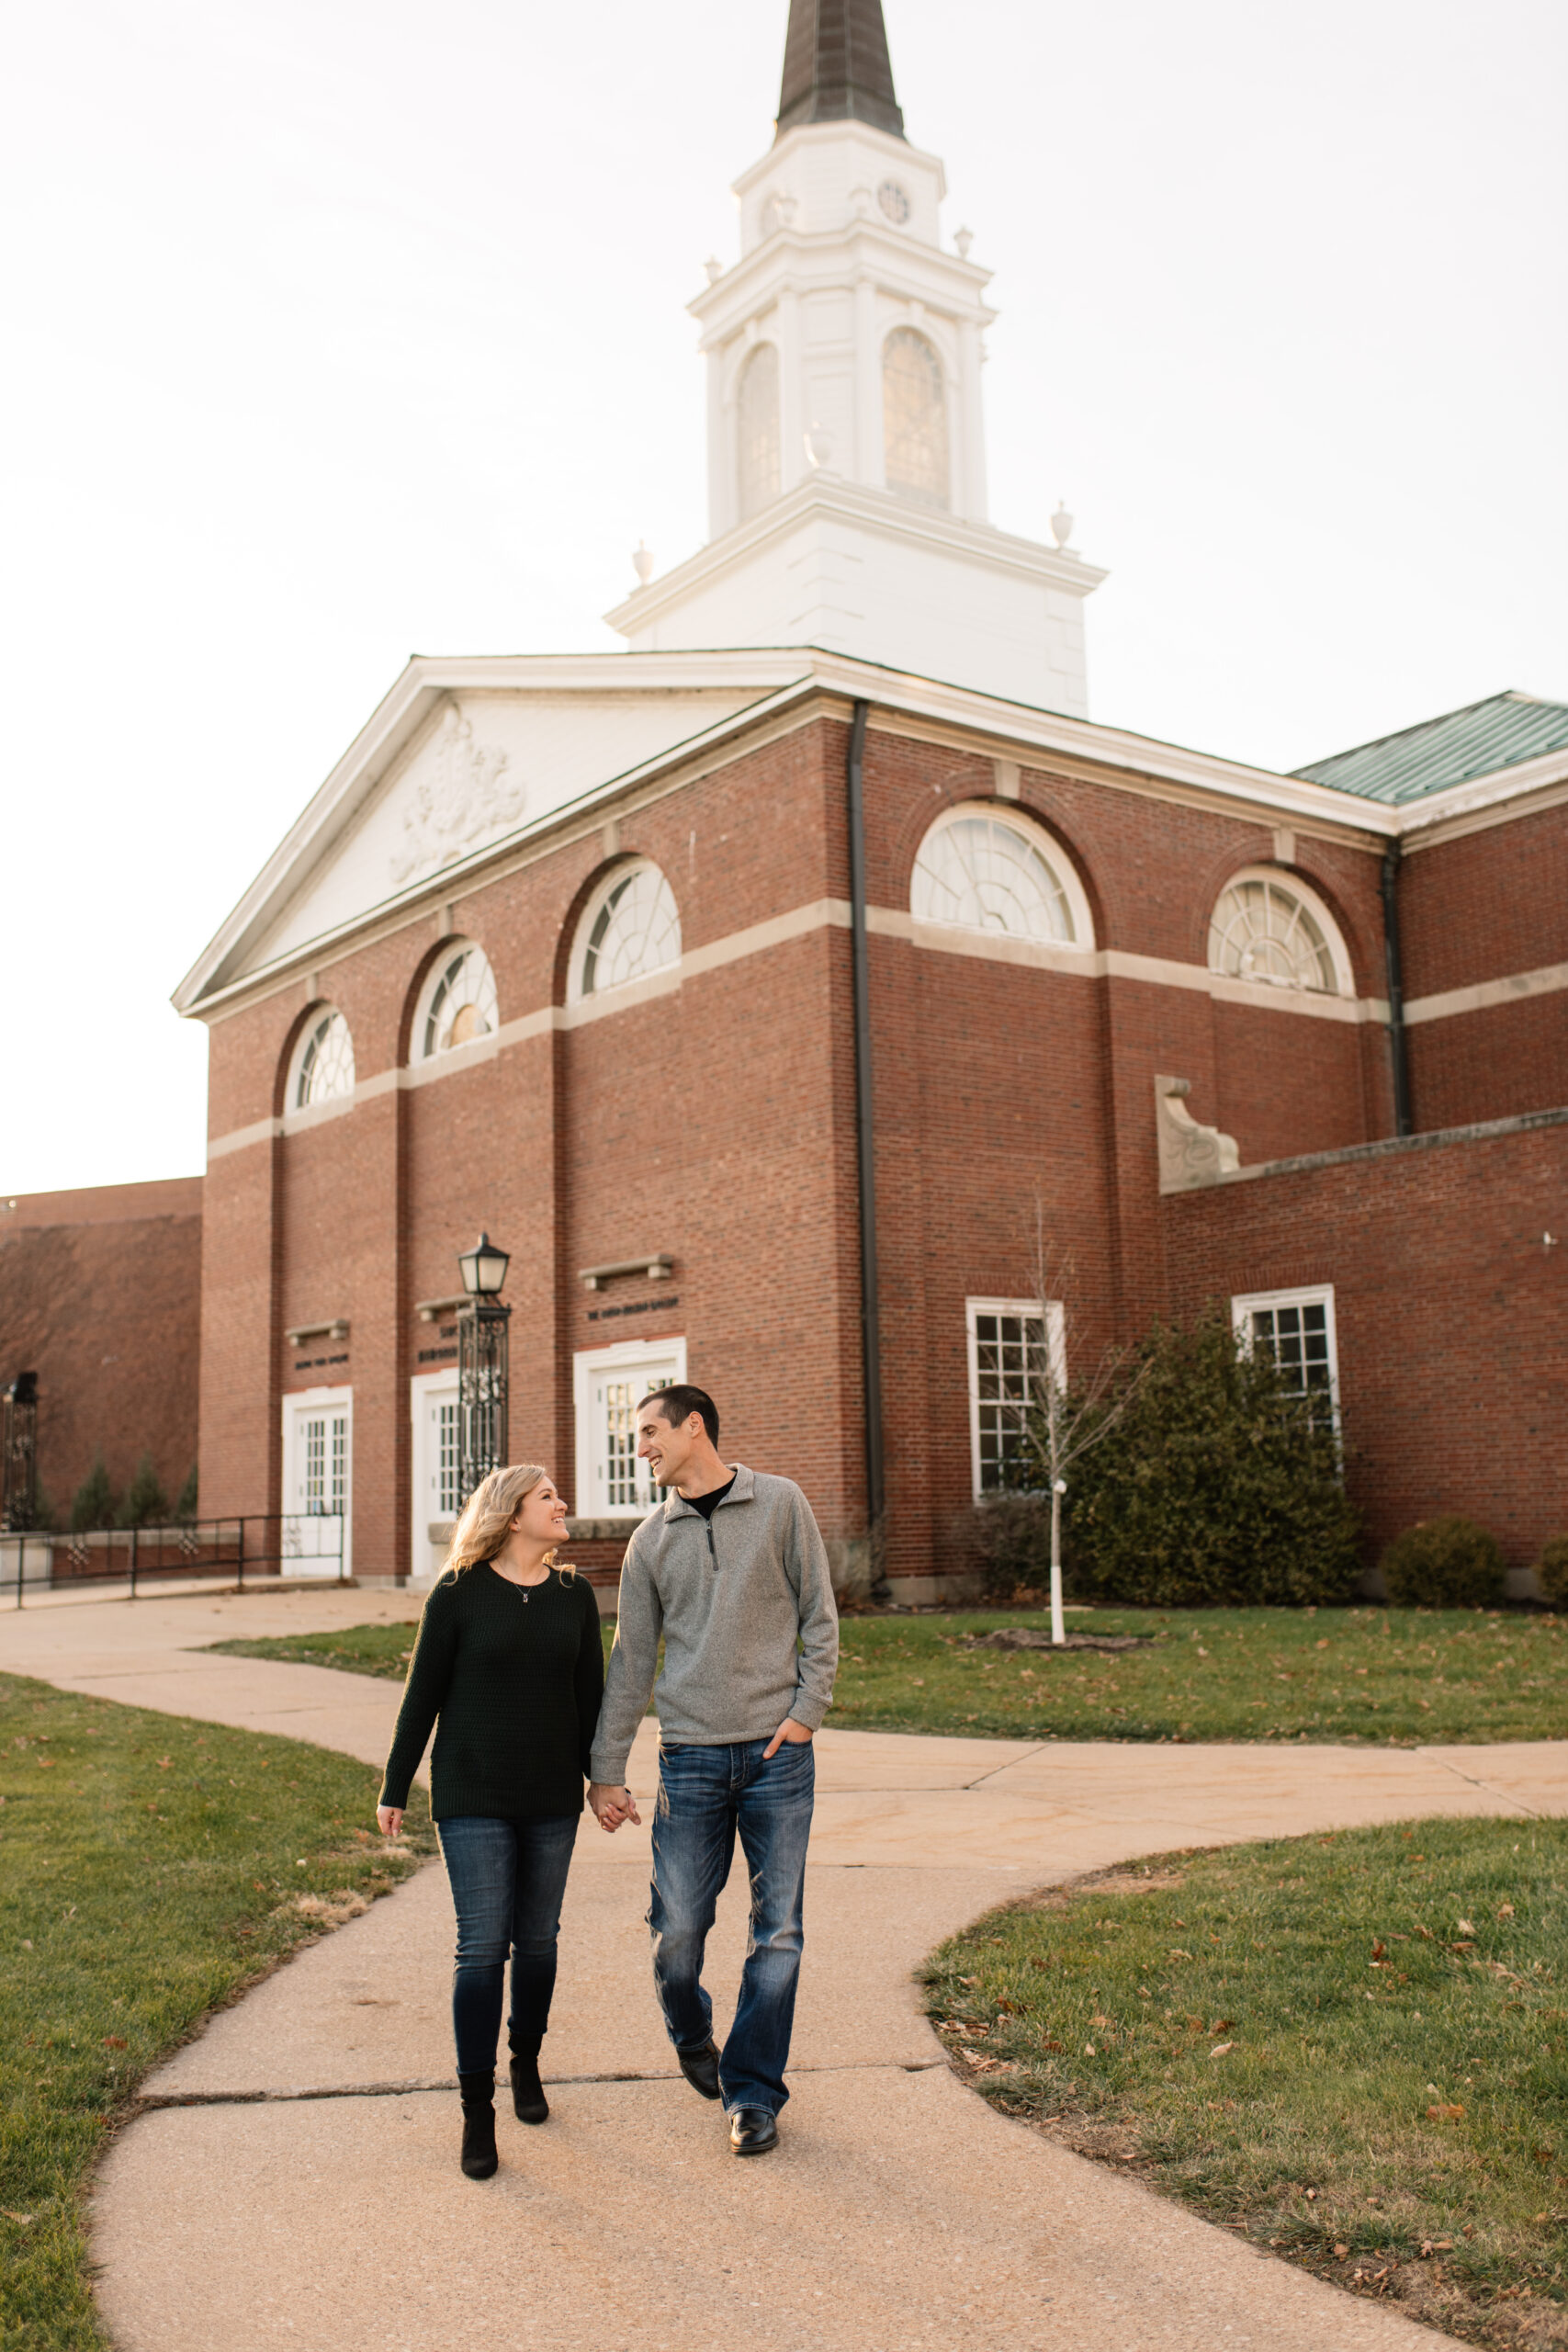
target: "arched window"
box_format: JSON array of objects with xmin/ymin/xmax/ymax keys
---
[
  {"xmin": 883, "ymin": 327, "xmax": 949, "ymax": 509},
  {"xmin": 413, "ymin": 942, "xmax": 499, "ymax": 1060},
  {"xmin": 737, "ymin": 343, "xmax": 781, "ymax": 521},
  {"xmin": 290, "ymin": 1008, "xmax": 355, "ymax": 1109},
  {"xmin": 1207, "ymin": 870, "xmax": 1351, "ymax": 996},
  {"xmin": 570, "ymin": 862, "xmax": 682, "ymax": 1002},
  {"xmin": 911, "ymin": 808, "xmax": 1092, "ymax": 948}
]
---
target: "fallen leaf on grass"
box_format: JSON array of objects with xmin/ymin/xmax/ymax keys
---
[
  {"xmin": 1334, "ymin": 2243, "xmax": 1349, "ymax": 2258},
  {"xmin": 1427, "ymin": 2103, "xmax": 1466, "ymax": 2121},
  {"xmin": 102, "ymin": 2037, "xmax": 127, "ymax": 2050},
  {"xmin": 1456, "ymin": 1918, "xmax": 1476, "ymax": 1937},
  {"xmin": 1209, "ymin": 2042, "xmax": 1235, "ymax": 2059},
  {"xmin": 1, "ymin": 2211, "xmax": 34, "ymax": 2227}
]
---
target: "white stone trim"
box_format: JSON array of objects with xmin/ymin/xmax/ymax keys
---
[{"xmin": 1403, "ymin": 956, "xmax": 1568, "ymax": 1027}]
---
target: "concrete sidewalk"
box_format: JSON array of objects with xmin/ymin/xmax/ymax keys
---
[{"xmin": 6, "ymin": 1590, "xmax": 1563, "ymax": 2350}]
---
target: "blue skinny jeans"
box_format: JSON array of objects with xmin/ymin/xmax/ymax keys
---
[
  {"xmin": 437, "ymin": 1813, "xmax": 579, "ymax": 2078},
  {"xmin": 649, "ymin": 1735, "xmax": 814, "ymax": 2117}
]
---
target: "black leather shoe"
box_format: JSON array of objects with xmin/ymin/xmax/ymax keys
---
[
  {"xmin": 728, "ymin": 2106, "xmax": 779, "ymax": 2156},
  {"xmin": 457, "ymin": 2071, "xmax": 498, "ymax": 2179},
  {"xmin": 676, "ymin": 2040, "xmax": 722, "ymax": 2100},
  {"xmin": 509, "ymin": 2052, "xmax": 548, "ymax": 2125}
]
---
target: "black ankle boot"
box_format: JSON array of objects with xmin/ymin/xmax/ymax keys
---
[
  {"xmin": 509, "ymin": 2047, "xmax": 548, "ymax": 2125},
  {"xmin": 457, "ymin": 2070, "xmax": 498, "ymax": 2179}
]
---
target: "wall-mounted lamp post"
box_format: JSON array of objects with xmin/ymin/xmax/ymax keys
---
[
  {"xmin": 2, "ymin": 1373, "xmax": 39, "ymax": 1532},
  {"xmin": 456, "ymin": 1235, "xmax": 511, "ymax": 1501}
]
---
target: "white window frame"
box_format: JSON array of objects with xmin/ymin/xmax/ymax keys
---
[
  {"xmin": 286, "ymin": 1006, "xmax": 356, "ymax": 1113},
  {"xmin": 280, "ymin": 1383, "xmax": 353, "ymax": 1576},
  {"xmin": 566, "ymin": 861, "xmax": 682, "ymax": 1006},
  {"xmin": 911, "ymin": 803, "xmax": 1097, "ymax": 953},
  {"xmin": 1207, "ymin": 867, "xmax": 1355, "ymax": 998},
  {"xmin": 573, "ymin": 1335, "xmax": 689, "ymax": 1524},
  {"xmin": 1231, "ymin": 1283, "xmax": 1341, "ymax": 1431},
  {"xmin": 411, "ymin": 939, "xmax": 499, "ymax": 1063},
  {"xmin": 965, "ymin": 1296, "xmax": 1066, "ymax": 1501},
  {"xmin": 409, "ymin": 1367, "xmax": 461, "ymax": 1579}
]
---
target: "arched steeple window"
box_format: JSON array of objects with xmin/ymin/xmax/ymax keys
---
[
  {"xmin": 737, "ymin": 344, "xmax": 781, "ymax": 521},
  {"xmin": 883, "ymin": 327, "xmax": 949, "ymax": 509}
]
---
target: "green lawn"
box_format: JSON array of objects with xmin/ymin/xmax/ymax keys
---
[
  {"xmin": 925, "ymin": 1819, "xmax": 1568, "ymax": 2349},
  {"xmin": 0, "ymin": 1672, "xmax": 434, "ymax": 2352},
  {"xmin": 211, "ymin": 1602, "xmax": 1568, "ymax": 1746}
]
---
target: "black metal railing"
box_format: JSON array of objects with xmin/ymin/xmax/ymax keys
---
[{"xmin": 0, "ymin": 1511, "xmax": 347, "ymax": 1606}]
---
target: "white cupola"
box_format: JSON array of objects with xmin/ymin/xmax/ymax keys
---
[{"xmin": 605, "ymin": 0, "xmax": 1105, "ymax": 716}]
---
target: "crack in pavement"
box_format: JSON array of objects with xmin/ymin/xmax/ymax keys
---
[
  {"xmin": 135, "ymin": 2058, "xmax": 947, "ymax": 2109},
  {"xmin": 1417, "ymin": 1746, "xmax": 1546, "ymax": 1819}
]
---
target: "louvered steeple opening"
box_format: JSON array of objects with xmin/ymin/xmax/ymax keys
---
[{"xmin": 775, "ymin": 0, "xmax": 906, "ymax": 141}]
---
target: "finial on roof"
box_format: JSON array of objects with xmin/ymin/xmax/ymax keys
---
[{"xmin": 776, "ymin": 0, "xmax": 906, "ymax": 141}]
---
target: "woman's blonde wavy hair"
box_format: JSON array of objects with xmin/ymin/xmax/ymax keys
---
[{"xmin": 443, "ymin": 1464, "xmax": 576, "ymax": 1580}]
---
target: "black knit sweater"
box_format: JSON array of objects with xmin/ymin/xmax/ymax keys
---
[{"xmin": 378, "ymin": 1564, "xmax": 604, "ymax": 1824}]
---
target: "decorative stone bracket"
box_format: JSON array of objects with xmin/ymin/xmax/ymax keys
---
[
  {"xmin": 414, "ymin": 1295, "xmax": 468, "ymax": 1324},
  {"xmin": 579, "ymin": 1255, "xmax": 674, "ymax": 1292},
  {"xmin": 1155, "ymin": 1075, "xmax": 1240, "ymax": 1193},
  {"xmin": 284, "ymin": 1317, "xmax": 349, "ymax": 1346}
]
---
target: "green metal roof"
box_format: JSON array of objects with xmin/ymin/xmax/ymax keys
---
[{"xmin": 1292, "ymin": 690, "xmax": 1568, "ymax": 806}]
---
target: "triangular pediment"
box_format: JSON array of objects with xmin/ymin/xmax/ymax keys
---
[{"xmin": 176, "ymin": 654, "xmax": 807, "ymax": 1010}]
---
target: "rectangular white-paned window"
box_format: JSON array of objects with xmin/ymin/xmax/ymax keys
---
[
  {"xmin": 574, "ymin": 1337, "xmax": 688, "ymax": 1522},
  {"xmin": 1231, "ymin": 1285, "xmax": 1339, "ymax": 1432},
  {"xmin": 409, "ymin": 1372, "xmax": 460, "ymax": 1582},
  {"xmin": 281, "ymin": 1385, "xmax": 353, "ymax": 1576},
  {"xmin": 965, "ymin": 1297, "xmax": 1066, "ymax": 1500}
]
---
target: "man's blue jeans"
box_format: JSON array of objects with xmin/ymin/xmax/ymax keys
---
[
  {"xmin": 437, "ymin": 1814, "xmax": 579, "ymax": 2078},
  {"xmin": 649, "ymin": 1736, "xmax": 814, "ymax": 2117}
]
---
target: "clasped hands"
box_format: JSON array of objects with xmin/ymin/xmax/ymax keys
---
[{"xmin": 586, "ymin": 1716, "xmax": 812, "ymax": 1836}]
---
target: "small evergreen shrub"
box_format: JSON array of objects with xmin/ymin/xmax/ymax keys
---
[
  {"xmin": 174, "ymin": 1461, "xmax": 199, "ymax": 1521},
  {"xmin": 1380, "ymin": 1516, "xmax": 1504, "ymax": 1610},
  {"xmin": 70, "ymin": 1455, "xmax": 118, "ymax": 1532},
  {"xmin": 1532, "ymin": 1534, "xmax": 1568, "ymax": 1611},
  {"xmin": 1062, "ymin": 1310, "xmax": 1361, "ymax": 1609},
  {"xmin": 968, "ymin": 1490, "xmax": 1054, "ymax": 1600},
  {"xmin": 117, "ymin": 1452, "xmax": 170, "ymax": 1529}
]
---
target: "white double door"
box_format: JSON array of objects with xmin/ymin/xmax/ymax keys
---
[
  {"xmin": 411, "ymin": 1371, "xmax": 462, "ymax": 1581},
  {"xmin": 573, "ymin": 1336, "xmax": 686, "ymax": 1526},
  {"xmin": 280, "ymin": 1385, "xmax": 352, "ymax": 1577}
]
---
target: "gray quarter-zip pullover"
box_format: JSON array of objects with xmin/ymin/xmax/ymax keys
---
[{"xmin": 588, "ymin": 1464, "xmax": 839, "ymax": 1783}]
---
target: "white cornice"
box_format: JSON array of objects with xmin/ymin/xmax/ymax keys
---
[
  {"xmin": 688, "ymin": 227, "xmax": 993, "ymax": 342},
  {"xmin": 1386, "ymin": 745, "xmax": 1568, "ymax": 846},
  {"xmin": 604, "ymin": 479, "xmax": 1106, "ymax": 643}
]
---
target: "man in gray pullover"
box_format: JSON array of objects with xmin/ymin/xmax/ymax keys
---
[{"xmin": 588, "ymin": 1383, "xmax": 838, "ymax": 2155}]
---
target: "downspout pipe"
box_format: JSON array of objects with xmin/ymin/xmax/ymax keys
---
[
  {"xmin": 1380, "ymin": 837, "xmax": 1413, "ymax": 1138},
  {"xmin": 847, "ymin": 700, "xmax": 889, "ymax": 1600}
]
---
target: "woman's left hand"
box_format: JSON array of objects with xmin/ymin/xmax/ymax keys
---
[{"xmin": 377, "ymin": 1805, "xmax": 405, "ymax": 1838}]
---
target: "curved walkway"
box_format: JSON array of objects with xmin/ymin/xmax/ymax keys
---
[{"xmin": 5, "ymin": 1590, "xmax": 1562, "ymax": 2351}]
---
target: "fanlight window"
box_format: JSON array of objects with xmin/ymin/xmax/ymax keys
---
[
  {"xmin": 573, "ymin": 862, "xmax": 682, "ymax": 1001},
  {"xmin": 737, "ymin": 343, "xmax": 781, "ymax": 521},
  {"xmin": 418, "ymin": 942, "xmax": 499, "ymax": 1059},
  {"xmin": 883, "ymin": 327, "xmax": 949, "ymax": 509},
  {"xmin": 1208, "ymin": 873, "xmax": 1347, "ymax": 995},
  {"xmin": 293, "ymin": 1009, "xmax": 355, "ymax": 1109},
  {"xmin": 911, "ymin": 812, "xmax": 1085, "ymax": 946}
]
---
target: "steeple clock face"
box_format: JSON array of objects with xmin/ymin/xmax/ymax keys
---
[{"xmin": 877, "ymin": 178, "xmax": 910, "ymax": 224}]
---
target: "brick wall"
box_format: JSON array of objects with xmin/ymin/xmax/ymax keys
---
[
  {"xmin": 0, "ymin": 1179, "xmax": 203, "ymax": 1522},
  {"xmin": 1164, "ymin": 1119, "xmax": 1568, "ymax": 1568}
]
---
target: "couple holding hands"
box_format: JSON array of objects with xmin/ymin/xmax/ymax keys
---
[{"xmin": 376, "ymin": 1383, "xmax": 839, "ymax": 2178}]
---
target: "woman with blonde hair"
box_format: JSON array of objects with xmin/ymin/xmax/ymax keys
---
[{"xmin": 378, "ymin": 1464, "xmax": 607, "ymax": 2180}]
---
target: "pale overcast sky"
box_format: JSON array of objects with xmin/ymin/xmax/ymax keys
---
[{"xmin": 4, "ymin": 0, "xmax": 1564, "ymax": 1196}]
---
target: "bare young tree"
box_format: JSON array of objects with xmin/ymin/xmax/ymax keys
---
[{"xmin": 1019, "ymin": 1193, "xmax": 1150, "ymax": 1645}]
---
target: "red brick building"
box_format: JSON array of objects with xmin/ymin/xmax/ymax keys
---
[
  {"xmin": 0, "ymin": 1179, "xmax": 203, "ymax": 1525},
  {"xmin": 166, "ymin": 6, "xmax": 1565, "ymax": 1599}
]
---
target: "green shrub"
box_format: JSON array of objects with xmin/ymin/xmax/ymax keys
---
[
  {"xmin": 174, "ymin": 1460, "xmax": 199, "ymax": 1521},
  {"xmin": 1061, "ymin": 1309, "xmax": 1361, "ymax": 1609},
  {"xmin": 968, "ymin": 1490, "xmax": 1054, "ymax": 1600},
  {"xmin": 1379, "ymin": 1515, "xmax": 1504, "ymax": 1609},
  {"xmin": 118, "ymin": 1450, "xmax": 170, "ymax": 1529},
  {"xmin": 1532, "ymin": 1533, "xmax": 1568, "ymax": 1611},
  {"xmin": 69, "ymin": 1455, "xmax": 117, "ymax": 1532}
]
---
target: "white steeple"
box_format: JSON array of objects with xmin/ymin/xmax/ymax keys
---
[{"xmin": 605, "ymin": 1, "xmax": 1105, "ymax": 716}]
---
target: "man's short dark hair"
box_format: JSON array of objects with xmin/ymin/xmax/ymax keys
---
[{"xmin": 640, "ymin": 1383, "xmax": 719, "ymax": 1446}]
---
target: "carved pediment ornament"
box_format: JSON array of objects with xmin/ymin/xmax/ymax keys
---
[{"xmin": 389, "ymin": 701, "xmax": 525, "ymax": 888}]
